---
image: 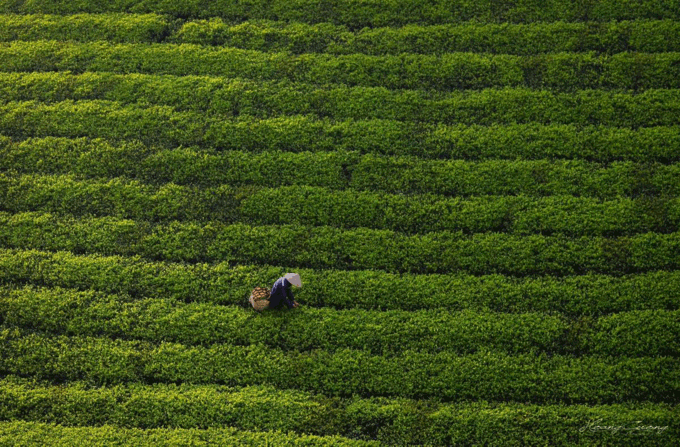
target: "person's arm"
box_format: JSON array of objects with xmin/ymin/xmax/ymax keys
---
[{"xmin": 285, "ymin": 285, "xmax": 297, "ymax": 308}]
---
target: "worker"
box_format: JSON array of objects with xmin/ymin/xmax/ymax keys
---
[{"xmin": 268, "ymin": 273, "xmax": 301, "ymax": 309}]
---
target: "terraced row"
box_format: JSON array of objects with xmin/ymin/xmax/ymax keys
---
[
  {"xmin": 3, "ymin": 248, "xmax": 678, "ymax": 315},
  {"xmin": 2, "ymin": 173, "xmax": 678, "ymax": 236},
  {"xmin": 1, "ymin": 284, "xmax": 678, "ymax": 357},
  {"xmin": 3, "ymin": 14, "xmax": 680, "ymax": 55},
  {"xmin": 2, "ymin": 0, "xmax": 678, "ymax": 27},
  {"xmin": 2, "ymin": 41, "xmax": 680, "ymax": 90},
  {"xmin": 3, "ymin": 104, "xmax": 680, "ymax": 163},
  {"xmin": 0, "ymin": 377, "xmax": 675, "ymax": 445},
  {"xmin": 1, "ymin": 329, "xmax": 678, "ymax": 403},
  {"xmin": 3, "ymin": 211, "xmax": 680, "ymax": 276},
  {"xmin": 4, "ymin": 137, "xmax": 680, "ymax": 197},
  {"xmin": 0, "ymin": 420, "xmax": 371, "ymax": 446},
  {"xmin": 5, "ymin": 72, "xmax": 680, "ymax": 126}
]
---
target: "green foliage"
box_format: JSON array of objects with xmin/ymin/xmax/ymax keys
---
[
  {"xmin": 2, "ymin": 283, "xmax": 679, "ymax": 357},
  {"xmin": 0, "ymin": 13, "xmax": 170, "ymax": 43},
  {"xmin": 2, "ymin": 211, "xmax": 679, "ymax": 275},
  {"xmin": 3, "ymin": 14, "xmax": 680, "ymax": 56},
  {"xmin": 3, "ymin": 103, "xmax": 680, "ymax": 162},
  {"xmin": 172, "ymin": 19, "xmax": 680, "ymax": 55},
  {"xmin": 0, "ymin": 378, "xmax": 676, "ymax": 445},
  {"xmin": 0, "ymin": 420, "xmax": 376, "ymax": 446},
  {"xmin": 4, "ymin": 72, "xmax": 680, "ymax": 127},
  {"xmin": 580, "ymin": 310, "xmax": 680, "ymax": 357},
  {"xmin": 1, "ymin": 173, "xmax": 677, "ymax": 235},
  {"xmin": 2, "ymin": 0, "xmax": 680, "ymax": 26},
  {"xmin": 2, "ymin": 41, "xmax": 680, "ymax": 90},
  {"xmin": 0, "ymin": 173, "xmax": 242, "ymax": 223},
  {"xmin": 1, "ymin": 331, "xmax": 678, "ymax": 404},
  {"xmin": 1, "ymin": 1, "xmax": 679, "ymax": 444},
  {"xmin": 3, "ymin": 137, "xmax": 680, "ymax": 197},
  {"xmin": 0, "ymin": 284, "xmax": 576, "ymax": 356},
  {"xmin": 2, "ymin": 248, "xmax": 679, "ymax": 315}
]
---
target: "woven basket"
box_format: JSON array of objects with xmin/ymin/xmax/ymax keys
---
[{"xmin": 249, "ymin": 287, "xmax": 270, "ymax": 311}]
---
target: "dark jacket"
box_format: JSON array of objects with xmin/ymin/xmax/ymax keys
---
[{"xmin": 269, "ymin": 277, "xmax": 295, "ymax": 309}]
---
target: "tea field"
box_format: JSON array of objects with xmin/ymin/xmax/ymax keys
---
[{"xmin": 0, "ymin": 1, "xmax": 679, "ymax": 445}]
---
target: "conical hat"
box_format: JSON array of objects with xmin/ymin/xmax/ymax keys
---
[{"xmin": 284, "ymin": 273, "xmax": 302, "ymax": 287}]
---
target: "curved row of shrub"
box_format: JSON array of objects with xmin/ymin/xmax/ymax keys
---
[
  {"xmin": 5, "ymin": 72, "xmax": 680, "ymax": 127},
  {"xmin": 0, "ymin": 377, "xmax": 675, "ymax": 445},
  {"xmin": 2, "ymin": 211, "xmax": 680, "ymax": 276},
  {"xmin": 0, "ymin": 137, "xmax": 680, "ymax": 199},
  {"xmin": 3, "ymin": 102, "xmax": 680, "ymax": 163},
  {"xmin": 3, "ymin": 137, "xmax": 680, "ymax": 197},
  {"xmin": 348, "ymin": 155, "xmax": 680, "ymax": 197},
  {"xmin": 2, "ymin": 284, "xmax": 678, "ymax": 357},
  {"xmin": 0, "ymin": 137, "xmax": 349, "ymax": 190},
  {"xmin": 172, "ymin": 19, "xmax": 680, "ymax": 55},
  {"xmin": 2, "ymin": 248, "xmax": 678, "ymax": 316},
  {"xmin": 1, "ymin": 330, "xmax": 678, "ymax": 403},
  {"xmin": 3, "ymin": 14, "xmax": 680, "ymax": 55},
  {"xmin": 0, "ymin": 13, "xmax": 170, "ymax": 43},
  {"xmin": 0, "ymin": 421, "xmax": 372, "ymax": 446},
  {"xmin": 2, "ymin": 0, "xmax": 678, "ymax": 27},
  {"xmin": 0, "ymin": 284, "xmax": 572, "ymax": 356},
  {"xmin": 2, "ymin": 173, "xmax": 678, "ymax": 235},
  {"xmin": 2, "ymin": 41, "xmax": 680, "ymax": 90},
  {"xmin": 240, "ymin": 186, "xmax": 679, "ymax": 236}
]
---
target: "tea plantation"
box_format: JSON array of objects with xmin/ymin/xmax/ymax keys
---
[{"xmin": 0, "ymin": 1, "xmax": 679, "ymax": 445}]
